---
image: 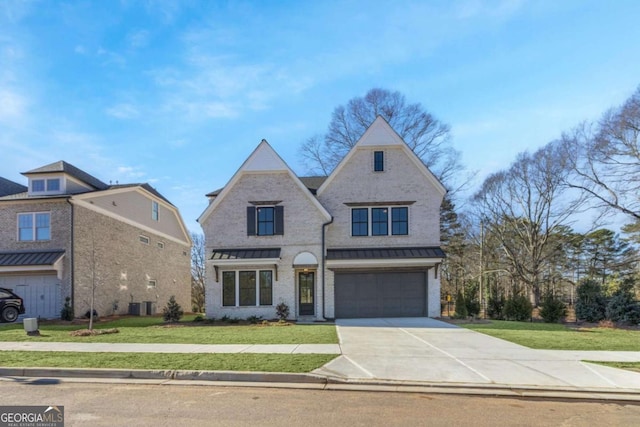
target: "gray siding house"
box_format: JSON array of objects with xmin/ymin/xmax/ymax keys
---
[
  {"xmin": 0, "ymin": 161, "xmax": 191, "ymax": 320},
  {"xmin": 199, "ymin": 117, "xmax": 446, "ymax": 320}
]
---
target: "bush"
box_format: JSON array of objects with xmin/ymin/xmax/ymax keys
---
[
  {"xmin": 466, "ymin": 298, "xmax": 481, "ymax": 317},
  {"xmin": 486, "ymin": 293, "xmax": 506, "ymax": 320},
  {"xmin": 453, "ymin": 290, "xmax": 468, "ymax": 319},
  {"xmin": 539, "ymin": 291, "xmax": 567, "ymax": 323},
  {"xmin": 247, "ymin": 315, "xmax": 263, "ymax": 324},
  {"xmin": 162, "ymin": 295, "xmax": 184, "ymax": 323},
  {"xmin": 575, "ymin": 279, "xmax": 607, "ymax": 322},
  {"xmin": 60, "ymin": 297, "xmax": 74, "ymax": 321},
  {"xmin": 504, "ymin": 294, "xmax": 533, "ymax": 321},
  {"xmin": 275, "ymin": 302, "xmax": 290, "ymax": 320},
  {"xmin": 606, "ymin": 290, "xmax": 640, "ymax": 324}
]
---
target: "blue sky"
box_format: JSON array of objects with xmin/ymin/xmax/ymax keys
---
[{"xmin": 1, "ymin": 0, "xmax": 639, "ymax": 233}]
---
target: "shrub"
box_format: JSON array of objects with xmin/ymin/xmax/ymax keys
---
[
  {"xmin": 453, "ymin": 290, "xmax": 468, "ymax": 319},
  {"xmin": 220, "ymin": 315, "xmax": 231, "ymax": 322},
  {"xmin": 162, "ymin": 295, "xmax": 184, "ymax": 323},
  {"xmin": 575, "ymin": 279, "xmax": 606, "ymax": 322},
  {"xmin": 486, "ymin": 293, "xmax": 506, "ymax": 320},
  {"xmin": 193, "ymin": 314, "xmax": 205, "ymax": 322},
  {"xmin": 606, "ymin": 290, "xmax": 640, "ymax": 324},
  {"xmin": 466, "ymin": 297, "xmax": 481, "ymax": 317},
  {"xmin": 247, "ymin": 315, "xmax": 263, "ymax": 324},
  {"xmin": 60, "ymin": 297, "xmax": 74, "ymax": 321},
  {"xmin": 275, "ymin": 302, "xmax": 290, "ymax": 320},
  {"xmin": 504, "ymin": 294, "xmax": 533, "ymax": 321},
  {"xmin": 539, "ymin": 291, "xmax": 567, "ymax": 323}
]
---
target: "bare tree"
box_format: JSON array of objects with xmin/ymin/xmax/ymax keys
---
[
  {"xmin": 561, "ymin": 86, "xmax": 640, "ymax": 220},
  {"xmin": 473, "ymin": 142, "xmax": 589, "ymax": 305},
  {"xmin": 299, "ymin": 88, "xmax": 465, "ymax": 188},
  {"xmin": 191, "ymin": 232, "xmax": 206, "ymax": 313}
]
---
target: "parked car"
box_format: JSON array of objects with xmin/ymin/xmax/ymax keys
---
[{"xmin": 0, "ymin": 287, "xmax": 26, "ymax": 322}]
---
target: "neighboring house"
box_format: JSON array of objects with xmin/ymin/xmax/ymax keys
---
[
  {"xmin": 0, "ymin": 177, "xmax": 27, "ymax": 197},
  {"xmin": 0, "ymin": 161, "xmax": 191, "ymax": 320},
  {"xmin": 199, "ymin": 117, "xmax": 446, "ymax": 320}
]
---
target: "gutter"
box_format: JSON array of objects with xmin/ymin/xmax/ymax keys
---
[{"xmin": 321, "ymin": 216, "xmax": 334, "ymax": 320}]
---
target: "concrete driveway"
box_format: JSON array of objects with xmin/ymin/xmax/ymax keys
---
[{"xmin": 314, "ymin": 318, "xmax": 640, "ymax": 391}]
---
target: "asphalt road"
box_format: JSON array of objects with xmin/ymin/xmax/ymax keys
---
[{"xmin": 1, "ymin": 379, "xmax": 639, "ymax": 426}]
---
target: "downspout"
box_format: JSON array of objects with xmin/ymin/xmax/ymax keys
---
[
  {"xmin": 321, "ymin": 216, "xmax": 334, "ymax": 320},
  {"xmin": 66, "ymin": 198, "xmax": 75, "ymax": 314}
]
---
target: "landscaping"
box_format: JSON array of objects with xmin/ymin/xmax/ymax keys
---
[
  {"xmin": 0, "ymin": 351, "xmax": 336, "ymax": 373},
  {"xmin": 459, "ymin": 319, "xmax": 640, "ymax": 351},
  {"xmin": 0, "ymin": 315, "xmax": 339, "ymax": 344}
]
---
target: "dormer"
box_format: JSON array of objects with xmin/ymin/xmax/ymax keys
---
[{"xmin": 22, "ymin": 161, "xmax": 109, "ymax": 197}]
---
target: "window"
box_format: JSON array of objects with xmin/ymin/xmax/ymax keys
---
[
  {"xmin": 392, "ymin": 207, "xmax": 408, "ymax": 235},
  {"xmin": 157, "ymin": 241, "xmax": 165, "ymax": 249},
  {"xmin": 31, "ymin": 178, "xmax": 61, "ymax": 193},
  {"xmin": 374, "ymin": 151, "xmax": 384, "ymax": 172},
  {"xmin": 152, "ymin": 201, "xmax": 159, "ymax": 221},
  {"xmin": 32, "ymin": 179, "xmax": 45, "ymax": 192},
  {"xmin": 46, "ymin": 179, "xmax": 60, "ymax": 192},
  {"xmin": 247, "ymin": 206, "xmax": 284, "ymax": 236},
  {"xmin": 139, "ymin": 235, "xmax": 150, "ymax": 244},
  {"xmin": 372, "ymin": 208, "xmax": 388, "ymax": 236},
  {"xmin": 257, "ymin": 207, "xmax": 274, "ymax": 236},
  {"xmin": 260, "ymin": 271, "xmax": 273, "ymax": 306},
  {"xmin": 351, "ymin": 208, "xmax": 368, "ymax": 236},
  {"xmin": 147, "ymin": 280, "xmax": 156, "ymax": 288},
  {"xmin": 351, "ymin": 206, "xmax": 409, "ymax": 237},
  {"xmin": 222, "ymin": 272, "xmax": 236, "ymax": 306},
  {"xmin": 18, "ymin": 212, "xmax": 50, "ymax": 241},
  {"xmin": 222, "ymin": 270, "xmax": 274, "ymax": 307}
]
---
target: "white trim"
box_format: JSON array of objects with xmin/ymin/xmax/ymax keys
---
[
  {"xmin": 327, "ymin": 258, "xmax": 443, "ymax": 269},
  {"xmin": 16, "ymin": 211, "xmax": 51, "ymax": 242},
  {"xmin": 0, "ymin": 265, "xmax": 57, "ymax": 273},
  {"xmin": 198, "ymin": 140, "xmax": 332, "ymax": 224}
]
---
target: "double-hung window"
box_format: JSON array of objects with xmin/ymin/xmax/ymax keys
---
[
  {"xmin": 351, "ymin": 206, "xmax": 409, "ymax": 236},
  {"xmin": 152, "ymin": 201, "xmax": 159, "ymax": 221},
  {"xmin": 18, "ymin": 212, "xmax": 51, "ymax": 241},
  {"xmin": 222, "ymin": 270, "xmax": 273, "ymax": 307},
  {"xmin": 257, "ymin": 207, "xmax": 274, "ymax": 236},
  {"xmin": 247, "ymin": 206, "xmax": 284, "ymax": 236},
  {"xmin": 374, "ymin": 151, "xmax": 384, "ymax": 172}
]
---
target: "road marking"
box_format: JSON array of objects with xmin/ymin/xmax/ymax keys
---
[
  {"xmin": 343, "ymin": 355, "xmax": 376, "ymax": 378},
  {"xmin": 399, "ymin": 328, "xmax": 492, "ymax": 382},
  {"xmin": 579, "ymin": 361, "xmax": 619, "ymax": 387}
]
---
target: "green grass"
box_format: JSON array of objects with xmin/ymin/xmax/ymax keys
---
[
  {"xmin": 460, "ymin": 320, "xmax": 640, "ymax": 351},
  {"xmin": 0, "ymin": 351, "xmax": 337, "ymax": 373},
  {"xmin": 0, "ymin": 315, "xmax": 338, "ymax": 344},
  {"xmin": 588, "ymin": 361, "xmax": 640, "ymax": 373}
]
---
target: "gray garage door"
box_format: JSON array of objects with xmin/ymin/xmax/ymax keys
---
[
  {"xmin": 334, "ymin": 271, "xmax": 426, "ymax": 318},
  {"xmin": 0, "ymin": 274, "xmax": 61, "ymax": 319}
]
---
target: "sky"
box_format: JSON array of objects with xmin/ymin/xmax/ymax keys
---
[{"xmin": 1, "ymin": 0, "xmax": 640, "ymax": 233}]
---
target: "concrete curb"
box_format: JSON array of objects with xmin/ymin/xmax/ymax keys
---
[{"xmin": 3, "ymin": 367, "xmax": 640, "ymax": 402}]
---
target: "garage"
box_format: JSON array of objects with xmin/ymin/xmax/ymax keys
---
[
  {"xmin": 0, "ymin": 274, "xmax": 61, "ymax": 319},
  {"xmin": 334, "ymin": 271, "xmax": 427, "ymax": 318}
]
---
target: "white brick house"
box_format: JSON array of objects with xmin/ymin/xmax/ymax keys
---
[{"xmin": 199, "ymin": 117, "xmax": 446, "ymax": 320}]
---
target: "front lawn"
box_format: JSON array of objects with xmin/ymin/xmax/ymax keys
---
[
  {"xmin": 0, "ymin": 351, "xmax": 337, "ymax": 373},
  {"xmin": 589, "ymin": 361, "xmax": 640, "ymax": 374},
  {"xmin": 0, "ymin": 315, "xmax": 338, "ymax": 345},
  {"xmin": 460, "ymin": 320, "xmax": 640, "ymax": 351}
]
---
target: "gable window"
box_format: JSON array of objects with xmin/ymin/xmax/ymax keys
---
[
  {"xmin": 371, "ymin": 208, "xmax": 388, "ymax": 236},
  {"xmin": 18, "ymin": 212, "xmax": 50, "ymax": 241},
  {"xmin": 31, "ymin": 178, "xmax": 61, "ymax": 194},
  {"xmin": 374, "ymin": 151, "xmax": 384, "ymax": 172},
  {"xmin": 222, "ymin": 270, "xmax": 274, "ymax": 307},
  {"xmin": 147, "ymin": 279, "xmax": 157, "ymax": 289},
  {"xmin": 392, "ymin": 207, "xmax": 408, "ymax": 235},
  {"xmin": 46, "ymin": 179, "xmax": 60, "ymax": 192},
  {"xmin": 139, "ymin": 235, "xmax": 150, "ymax": 244},
  {"xmin": 351, "ymin": 208, "xmax": 368, "ymax": 236},
  {"xmin": 247, "ymin": 206, "xmax": 284, "ymax": 236},
  {"xmin": 152, "ymin": 201, "xmax": 159, "ymax": 221},
  {"xmin": 32, "ymin": 179, "xmax": 45, "ymax": 192}
]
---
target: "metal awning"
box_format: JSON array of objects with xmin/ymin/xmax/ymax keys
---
[{"xmin": 0, "ymin": 250, "xmax": 65, "ymax": 267}]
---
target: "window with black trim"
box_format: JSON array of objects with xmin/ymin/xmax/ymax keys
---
[
  {"xmin": 222, "ymin": 270, "xmax": 274, "ymax": 307},
  {"xmin": 372, "ymin": 208, "xmax": 388, "ymax": 236},
  {"xmin": 247, "ymin": 206, "xmax": 284, "ymax": 236},
  {"xmin": 392, "ymin": 207, "xmax": 408, "ymax": 235},
  {"xmin": 374, "ymin": 151, "xmax": 384, "ymax": 172},
  {"xmin": 351, "ymin": 208, "xmax": 368, "ymax": 236},
  {"xmin": 222, "ymin": 271, "xmax": 236, "ymax": 306}
]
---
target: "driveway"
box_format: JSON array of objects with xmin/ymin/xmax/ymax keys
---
[{"xmin": 314, "ymin": 318, "xmax": 640, "ymax": 390}]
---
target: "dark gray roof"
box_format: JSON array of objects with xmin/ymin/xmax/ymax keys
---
[
  {"xmin": 211, "ymin": 248, "xmax": 281, "ymax": 260},
  {"xmin": 23, "ymin": 161, "xmax": 109, "ymax": 190},
  {"xmin": 206, "ymin": 175, "xmax": 328, "ymax": 198},
  {"xmin": 0, "ymin": 177, "xmax": 27, "ymax": 197},
  {"xmin": 0, "ymin": 250, "xmax": 65, "ymax": 267},
  {"xmin": 109, "ymin": 183, "xmax": 173, "ymax": 206},
  {"xmin": 327, "ymin": 247, "xmax": 446, "ymax": 260}
]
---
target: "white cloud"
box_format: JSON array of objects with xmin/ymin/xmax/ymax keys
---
[
  {"xmin": 0, "ymin": 88, "xmax": 27, "ymax": 123},
  {"xmin": 128, "ymin": 29, "xmax": 150, "ymax": 49},
  {"xmin": 106, "ymin": 103, "xmax": 140, "ymax": 119},
  {"xmin": 117, "ymin": 165, "xmax": 146, "ymax": 179}
]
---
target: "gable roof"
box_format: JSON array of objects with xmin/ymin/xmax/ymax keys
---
[
  {"xmin": 23, "ymin": 160, "xmax": 109, "ymax": 190},
  {"xmin": 109, "ymin": 183, "xmax": 173, "ymax": 206},
  {"xmin": 0, "ymin": 177, "xmax": 27, "ymax": 197},
  {"xmin": 206, "ymin": 175, "xmax": 327, "ymax": 198},
  {"xmin": 316, "ymin": 116, "xmax": 447, "ymax": 196},
  {"xmin": 198, "ymin": 139, "xmax": 331, "ymax": 224}
]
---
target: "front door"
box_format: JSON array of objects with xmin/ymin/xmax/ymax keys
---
[{"xmin": 298, "ymin": 271, "xmax": 315, "ymax": 316}]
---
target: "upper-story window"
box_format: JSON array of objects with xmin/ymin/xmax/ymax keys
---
[
  {"xmin": 374, "ymin": 151, "xmax": 384, "ymax": 172},
  {"xmin": 18, "ymin": 212, "xmax": 51, "ymax": 241},
  {"xmin": 152, "ymin": 201, "xmax": 159, "ymax": 221},
  {"xmin": 247, "ymin": 206, "xmax": 284, "ymax": 236},
  {"xmin": 351, "ymin": 206, "xmax": 408, "ymax": 236},
  {"xmin": 31, "ymin": 178, "xmax": 61, "ymax": 194}
]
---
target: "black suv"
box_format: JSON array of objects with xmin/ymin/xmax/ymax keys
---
[{"xmin": 0, "ymin": 288, "xmax": 26, "ymax": 323}]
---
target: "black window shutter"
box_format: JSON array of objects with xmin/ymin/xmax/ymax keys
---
[
  {"xmin": 247, "ymin": 206, "xmax": 256, "ymax": 236},
  {"xmin": 275, "ymin": 205, "xmax": 284, "ymax": 235}
]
